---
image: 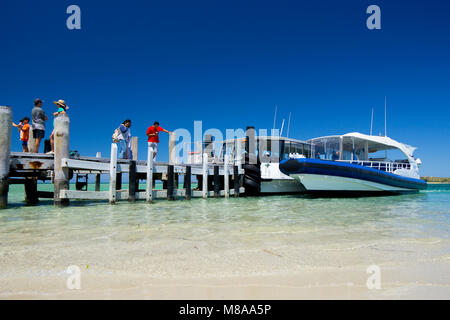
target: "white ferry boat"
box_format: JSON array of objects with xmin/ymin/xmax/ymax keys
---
[{"xmin": 279, "ymin": 132, "xmax": 427, "ymax": 195}]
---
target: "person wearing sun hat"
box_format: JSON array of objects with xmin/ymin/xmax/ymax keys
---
[
  {"xmin": 47, "ymin": 99, "xmax": 70, "ymax": 154},
  {"xmin": 53, "ymin": 99, "xmax": 69, "ymax": 115}
]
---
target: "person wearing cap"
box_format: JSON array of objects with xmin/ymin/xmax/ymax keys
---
[
  {"xmin": 12, "ymin": 117, "xmax": 30, "ymax": 152},
  {"xmin": 48, "ymin": 99, "xmax": 69, "ymax": 154},
  {"xmin": 31, "ymin": 98, "xmax": 47, "ymax": 153}
]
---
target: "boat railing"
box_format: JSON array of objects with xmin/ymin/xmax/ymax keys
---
[{"xmin": 337, "ymin": 160, "xmax": 411, "ymax": 173}]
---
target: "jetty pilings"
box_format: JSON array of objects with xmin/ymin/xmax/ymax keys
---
[
  {"xmin": 53, "ymin": 114, "xmax": 70, "ymax": 207},
  {"xmin": 109, "ymin": 143, "xmax": 118, "ymax": 204},
  {"xmin": 95, "ymin": 152, "xmax": 101, "ymax": 191},
  {"xmin": 0, "ymin": 106, "xmax": 12, "ymax": 209}
]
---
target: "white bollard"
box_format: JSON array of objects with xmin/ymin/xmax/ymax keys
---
[
  {"xmin": 28, "ymin": 127, "xmax": 36, "ymax": 153},
  {"xmin": 131, "ymin": 136, "xmax": 138, "ymax": 160},
  {"xmin": 53, "ymin": 113, "xmax": 70, "ymax": 207},
  {"xmin": 169, "ymin": 132, "xmax": 176, "ymax": 165},
  {"xmin": 109, "ymin": 143, "xmax": 118, "ymax": 204},
  {"xmin": 146, "ymin": 145, "xmax": 154, "ymax": 202},
  {"xmin": 202, "ymin": 153, "xmax": 208, "ymax": 199},
  {"xmin": 0, "ymin": 106, "xmax": 12, "ymax": 209}
]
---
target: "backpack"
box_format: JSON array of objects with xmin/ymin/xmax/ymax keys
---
[{"xmin": 112, "ymin": 127, "xmax": 120, "ymax": 142}]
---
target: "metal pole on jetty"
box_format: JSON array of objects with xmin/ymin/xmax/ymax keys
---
[
  {"xmin": 53, "ymin": 113, "xmax": 70, "ymax": 207},
  {"xmin": 0, "ymin": 106, "xmax": 12, "ymax": 209}
]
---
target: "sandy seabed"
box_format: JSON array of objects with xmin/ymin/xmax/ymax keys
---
[{"xmin": 1, "ymin": 238, "xmax": 449, "ymax": 299}]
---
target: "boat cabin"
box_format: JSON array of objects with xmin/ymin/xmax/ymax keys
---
[
  {"xmin": 307, "ymin": 132, "xmax": 420, "ymax": 173},
  {"xmin": 220, "ymin": 136, "xmax": 312, "ymax": 163}
]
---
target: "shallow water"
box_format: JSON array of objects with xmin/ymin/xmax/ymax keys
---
[{"xmin": 0, "ymin": 184, "xmax": 449, "ymax": 296}]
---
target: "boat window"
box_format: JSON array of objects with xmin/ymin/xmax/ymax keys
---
[
  {"xmin": 303, "ymin": 144, "xmax": 311, "ymax": 158},
  {"xmin": 258, "ymin": 138, "xmax": 281, "ymax": 163},
  {"xmin": 311, "ymin": 138, "xmax": 341, "ymax": 160},
  {"xmin": 342, "ymin": 137, "xmax": 354, "ymax": 161},
  {"xmin": 281, "ymin": 141, "xmax": 312, "ymax": 160}
]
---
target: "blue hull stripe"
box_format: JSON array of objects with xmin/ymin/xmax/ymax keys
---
[{"xmin": 279, "ymin": 159, "xmax": 427, "ymax": 191}]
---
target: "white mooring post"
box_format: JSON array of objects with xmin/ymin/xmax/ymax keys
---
[
  {"xmin": 109, "ymin": 143, "xmax": 118, "ymax": 204},
  {"xmin": 27, "ymin": 127, "xmax": 36, "ymax": 153},
  {"xmin": 202, "ymin": 153, "xmax": 208, "ymax": 199},
  {"xmin": 169, "ymin": 132, "xmax": 176, "ymax": 165},
  {"xmin": 0, "ymin": 106, "xmax": 12, "ymax": 209},
  {"xmin": 224, "ymin": 154, "xmax": 229, "ymax": 198},
  {"xmin": 131, "ymin": 136, "xmax": 138, "ymax": 161},
  {"xmin": 146, "ymin": 146, "xmax": 154, "ymax": 202},
  {"xmin": 53, "ymin": 114, "xmax": 70, "ymax": 207}
]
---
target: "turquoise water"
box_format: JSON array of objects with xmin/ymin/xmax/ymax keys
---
[{"xmin": 0, "ymin": 183, "xmax": 449, "ymax": 296}]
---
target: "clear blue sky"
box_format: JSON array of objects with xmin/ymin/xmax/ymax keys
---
[{"xmin": 1, "ymin": 0, "xmax": 449, "ymax": 176}]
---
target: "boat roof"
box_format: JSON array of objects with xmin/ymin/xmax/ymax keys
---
[{"xmin": 307, "ymin": 132, "xmax": 417, "ymax": 158}]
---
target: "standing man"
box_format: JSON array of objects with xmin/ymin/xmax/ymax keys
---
[
  {"xmin": 146, "ymin": 121, "xmax": 171, "ymax": 159},
  {"xmin": 31, "ymin": 98, "xmax": 47, "ymax": 153}
]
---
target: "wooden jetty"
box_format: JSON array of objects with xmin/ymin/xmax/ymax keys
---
[{"xmin": 0, "ymin": 106, "xmax": 245, "ymax": 208}]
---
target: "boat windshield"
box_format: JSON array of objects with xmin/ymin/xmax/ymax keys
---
[
  {"xmin": 280, "ymin": 141, "xmax": 312, "ymax": 161},
  {"xmin": 309, "ymin": 135, "xmax": 411, "ymax": 164}
]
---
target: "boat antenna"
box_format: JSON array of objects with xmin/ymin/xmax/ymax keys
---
[
  {"xmin": 280, "ymin": 118, "xmax": 285, "ymax": 136},
  {"xmin": 272, "ymin": 104, "xmax": 278, "ymax": 132},
  {"xmin": 384, "ymin": 96, "xmax": 387, "ymax": 137},
  {"xmin": 370, "ymin": 107, "xmax": 374, "ymax": 135},
  {"xmin": 287, "ymin": 112, "xmax": 291, "ymax": 138}
]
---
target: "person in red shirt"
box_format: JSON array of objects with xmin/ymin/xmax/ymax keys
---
[{"xmin": 146, "ymin": 121, "xmax": 171, "ymax": 159}]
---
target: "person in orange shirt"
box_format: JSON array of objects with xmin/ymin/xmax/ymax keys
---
[
  {"xmin": 146, "ymin": 121, "xmax": 171, "ymax": 159},
  {"xmin": 12, "ymin": 117, "xmax": 30, "ymax": 152}
]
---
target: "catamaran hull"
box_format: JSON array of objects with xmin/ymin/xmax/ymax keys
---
[
  {"xmin": 279, "ymin": 159, "xmax": 427, "ymax": 195},
  {"xmin": 260, "ymin": 178, "xmax": 305, "ymax": 194}
]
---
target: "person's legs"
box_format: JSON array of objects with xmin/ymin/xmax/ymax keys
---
[
  {"xmin": 118, "ymin": 140, "xmax": 127, "ymax": 159},
  {"xmin": 149, "ymin": 142, "xmax": 158, "ymax": 159},
  {"xmin": 33, "ymin": 129, "xmax": 44, "ymax": 153},
  {"xmin": 34, "ymin": 138, "xmax": 41, "ymax": 153},
  {"xmin": 22, "ymin": 140, "xmax": 29, "ymax": 153},
  {"xmin": 50, "ymin": 129, "xmax": 55, "ymax": 152}
]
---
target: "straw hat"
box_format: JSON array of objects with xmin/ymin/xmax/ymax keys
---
[{"xmin": 53, "ymin": 99, "xmax": 69, "ymax": 110}]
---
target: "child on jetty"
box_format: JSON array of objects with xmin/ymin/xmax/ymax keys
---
[{"xmin": 12, "ymin": 117, "xmax": 30, "ymax": 152}]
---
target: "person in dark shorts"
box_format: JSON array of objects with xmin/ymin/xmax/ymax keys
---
[{"xmin": 31, "ymin": 98, "xmax": 47, "ymax": 153}]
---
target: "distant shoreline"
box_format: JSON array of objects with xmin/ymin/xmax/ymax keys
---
[{"xmin": 421, "ymin": 177, "xmax": 450, "ymax": 183}]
